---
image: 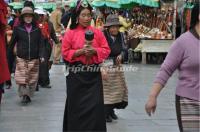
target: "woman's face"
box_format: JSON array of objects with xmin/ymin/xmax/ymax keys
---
[
  {"xmin": 78, "ymin": 8, "xmax": 92, "ymax": 27},
  {"xmin": 108, "ymin": 25, "xmax": 119, "ymax": 36},
  {"xmin": 38, "ymin": 14, "xmax": 44, "ymax": 22},
  {"xmin": 23, "ymin": 14, "xmax": 33, "ymax": 24},
  {"xmin": 7, "ymin": 7, "xmax": 11, "ymax": 18}
]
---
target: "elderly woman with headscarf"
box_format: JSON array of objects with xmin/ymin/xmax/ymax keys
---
[
  {"xmin": 102, "ymin": 14, "xmax": 128, "ymax": 122},
  {"xmin": 62, "ymin": 0, "xmax": 110, "ymax": 131},
  {"xmin": 9, "ymin": 7, "xmax": 45, "ymax": 105}
]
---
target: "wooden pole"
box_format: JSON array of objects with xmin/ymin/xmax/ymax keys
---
[{"xmin": 173, "ymin": 0, "xmax": 177, "ymax": 40}]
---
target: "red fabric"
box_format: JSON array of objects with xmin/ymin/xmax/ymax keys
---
[
  {"xmin": 38, "ymin": 22, "xmax": 53, "ymax": 47},
  {"xmin": 62, "ymin": 25, "xmax": 110, "ymax": 65},
  {"xmin": 0, "ymin": 1, "xmax": 10, "ymax": 84},
  {"xmin": 185, "ymin": 9, "xmax": 191, "ymax": 31},
  {"xmin": 38, "ymin": 22, "xmax": 50, "ymax": 39}
]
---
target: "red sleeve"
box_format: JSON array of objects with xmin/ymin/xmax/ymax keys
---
[
  {"xmin": 62, "ymin": 30, "xmax": 77, "ymax": 63},
  {"xmin": 92, "ymin": 30, "xmax": 110, "ymax": 64}
]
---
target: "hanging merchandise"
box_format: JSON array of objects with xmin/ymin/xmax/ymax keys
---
[
  {"xmin": 127, "ymin": 5, "xmax": 174, "ymax": 40},
  {"xmin": 180, "ymin": 0, "xmax": 197, "ymax": 33}
]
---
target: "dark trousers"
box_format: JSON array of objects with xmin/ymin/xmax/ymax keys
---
[
  {"xmin": 0, "ymin": 83, "xmax": 4, "ymax": 103},
  {"xmin": 5, "ymin": 80, "xmax": 11, "ymax": 86},
  {"xmin": 38, "ymin": 60, "xmax": 50, "ymax": 86},
  {"xmin": 0, "ymin": 83, "xmax": 3, "ymax": 90},
  {"xmin": 104, "ymin": 104, "xmax": 114, "ymax": 117},
  {"xmin": 38, "ymin": 41, "xmax": 52, "ymax": 86}
]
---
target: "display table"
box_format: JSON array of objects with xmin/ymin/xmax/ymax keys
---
[{"xmin": 138, "ymin": 40, "xmax": 174, "ymax": 64}]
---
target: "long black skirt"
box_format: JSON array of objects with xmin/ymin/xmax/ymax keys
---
[
  {"xmin": 38, "ymin": 40, "xmax": 52, "ymax": 86},
  {"xmin": 63, "ymin": 64, "xmax": 106, "ymax": 132}
]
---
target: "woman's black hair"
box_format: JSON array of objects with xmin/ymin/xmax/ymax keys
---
[
  {"xmin": 23, "ymin": 1, "xmax": 35, "ymax": 10},
  {"xmin": 70, "ymin": 0, "xmax": 92, "ymax": 30},
  {"xmin": 190, "ymin": 3, "xmax": 199, "ymax": 29}
]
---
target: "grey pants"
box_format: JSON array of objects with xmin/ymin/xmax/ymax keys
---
[{"xmin": 18, "ymin": 84, "xmax": 36, "ymax": 97}]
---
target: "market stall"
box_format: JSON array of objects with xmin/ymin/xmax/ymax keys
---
[
  {"xmin": 8, "ymin": 1, "xmax": 56, "ymax": 12},
  {"xmin": 125, "ymin": 1, "xmax": 176, "ymax": 64}
]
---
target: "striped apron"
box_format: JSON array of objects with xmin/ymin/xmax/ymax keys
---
[
  {"xmin": 15, "ymin": 57, "xmax": 39, "ymax": 97},
  {"xmin": 176, "ymin": 95, "xmax": 200, "ymax": 132},
  {"xmin": 102, "ymin": 59, "xmax": 128, "ymax": 105}
]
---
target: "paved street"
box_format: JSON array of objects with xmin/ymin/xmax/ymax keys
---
[{"xmin": 0, "ymin": 64, "xmax": 179, "ymax": 132}]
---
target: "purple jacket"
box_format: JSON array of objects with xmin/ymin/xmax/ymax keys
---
[{"xmin": 154, "ymin": 31, "xmax": 200, "ymax": 101}]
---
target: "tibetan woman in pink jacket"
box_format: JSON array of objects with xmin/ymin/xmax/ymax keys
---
[{"xmin": 62, "ymin": 0, "xmax": 110, "ymax": 131}]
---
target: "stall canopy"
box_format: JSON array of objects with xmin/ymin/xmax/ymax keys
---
[
  {"xmin": 92, "ymin": 0, "xmax": 159, "ymax": 9},
  {"xmin": 136, "ymin": 0, "xmax": 159, "ymax": 7},
  {"xmin": 119, "ymin": 0, "xmax": 160, "ymax": 8},
  {"xmin": 92, "ymin": 0, "xmax": 121, "ymax": 9},
  {"xmin": 9, "ymin": 0, "xmax": 160, "ymax": 10},
  {"xmin": 35, "ymin": 3, "xmax": 56, "ymax": 10},
  {"xmin": 8, "ymin": 2, "xmax": 56, "ymax": 10},
  {"xmin": 9, "ymin": 2, "xmax": 23, "ymax": 9},
  {"xmin": 119, "ymin": 0, "xmax": 138, "ymax": 9}
]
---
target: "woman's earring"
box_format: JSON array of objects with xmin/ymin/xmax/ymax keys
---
[{"xmin": 76, "ymin": 19, "xmax": 78, "ymax": 24}]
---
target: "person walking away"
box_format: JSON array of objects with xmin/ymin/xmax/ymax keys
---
[
  {"xmin": 0, "ymin": 0, "xmax": 10, "ymax": 104},
  {"xmin": 61, "ymin": 3, "xmax": 71, "ymax": 29},
  {"xmin": 102, "ymin": 14, "xmax": 128, "ymax": 122},
  {"xmin": 35, "ymin": 8, "xmax": 59, "ymax": 88},
  {"xmin": 145, "ymin": 4, "xmax": 200, "ymax": 132},
  {"xmin": 50, "ymin": 2, "xmax": 62, "ymax": 64},
  {"xmin": 62, "ymin": 0, "xmax": 110, "ymax": 131},
  {"xmin": 9, "ymin": 7, "xmax": 45, "ymax": 105}
]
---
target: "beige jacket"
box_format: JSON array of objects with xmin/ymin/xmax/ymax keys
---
[{"xmin": 50, "ymin": 9, "xmax": 62, "ymax": 33}]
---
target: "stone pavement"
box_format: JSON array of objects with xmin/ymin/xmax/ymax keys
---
[{"xmin": 0, "ymin": 64, "xmax": 179, "ymax": 132}]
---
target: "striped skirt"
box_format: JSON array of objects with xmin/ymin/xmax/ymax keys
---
[
  {"xmin": 102, "ymin": 64, "xmax": 128, "ymax": 105},
  {"xmin": 176, "ymin": 95, "xmax": 200, "ymax": 132},
  {"xmin": 15, "ymin": 57, "xmax": 39, "ymax": 85},
  {"xmin": 15, "ymin": 57, "xmax": 39, "ymax": 97}
]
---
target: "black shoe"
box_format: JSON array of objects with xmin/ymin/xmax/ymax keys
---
[
  {"xmin": 106, "ymin": 115, "xmax": 112, "ymax": 123},
  {"xmin": 21, "ymin": 96, "xmax": 27, "ymax": 104},
  {"xmin": 41, "ymin": 84, "xmax": 51, "ymax": 88},
  {"xmin": 36, "ymin": 85, "xmax": 39, "ymax": 91},
  {"xmin": 26, "ymin": 95, "xmax": 31, "ymax": 103},
  {"xmin": 110, "ymin": 110, "xmax": 118, "ymax": 120},
  {"xmin": 5, "ymin": 85, "xmax": 11, "ymax": 89},
  {"xmin": 21, "ymin": 95, "xmax": 31, "ymax": 104}
]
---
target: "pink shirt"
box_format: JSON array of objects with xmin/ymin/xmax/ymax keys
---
[
  {"xmin": 62, "ymin": 25, "xmax": 110, "ymax": 65},
  {"xmin": 154, "ymin": 31, "xmax": 199, "ymax": 101}
]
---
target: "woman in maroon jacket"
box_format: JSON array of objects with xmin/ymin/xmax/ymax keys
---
[{"xmin": 0, "ymin": 0, "xmax": 10, "ymax": 104}]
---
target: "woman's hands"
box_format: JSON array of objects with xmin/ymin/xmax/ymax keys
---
[
  {"xmin": 101, "ymin": 68, "xmax": 108, "ymax": 80},
  {"xmin": 145, "ymin": 83, "xmax": 163, "ymax": 116},
  {"xmin": 84, "ymin": 46, "xmax": 97, "ymax": 58},
  {"xmin": 73, "ymin": 46, "xmax": 97, "ymax": 59},
  {"xmin": 116, "ymin": 54, "xmax": 122, "ymax": 65},
  {"xmin": 145, "ymin": 95, "xmax": 157, "ymax": 116},
  {"xmin": 40, "ymin": 57, "xmax": 45, "ymax": 63}
]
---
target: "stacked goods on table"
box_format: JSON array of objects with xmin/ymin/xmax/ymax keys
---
[{"xmin": 127, "ymin": 6, "xmax": 174, "ymax": 40}]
